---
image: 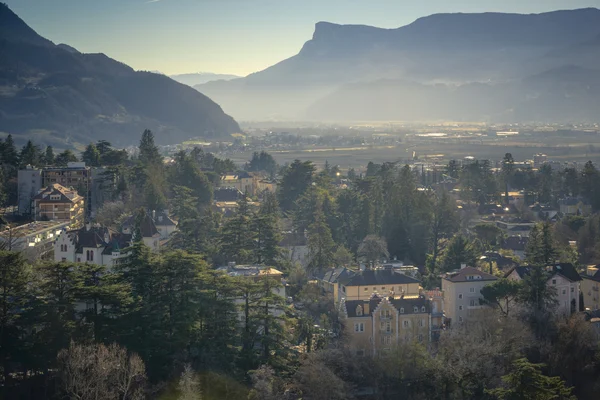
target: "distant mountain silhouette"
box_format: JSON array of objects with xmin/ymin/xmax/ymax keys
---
[
  {"xmin": 0, "ymin": 3, "xmax": 239, "ymax": 147},
  {"xmin": 169, "ymin": 73, "xmax": 240, "ymax": 87},
  {"xmin": 198, "ymin": 8, "xmax": 600, "ymax": 122}
]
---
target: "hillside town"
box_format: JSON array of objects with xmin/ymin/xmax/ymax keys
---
[{"xmin": 2, "ymin": 129, "xmax": 600, "ymax": 399}]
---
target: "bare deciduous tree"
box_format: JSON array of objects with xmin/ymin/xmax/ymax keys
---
[
  {"xmin": 178, "ymin": 364, "xmax": 202, "ymax": 400},
  {"xmin": 57, "ymin": 341, "xmax": 146, "ymax": 400},
  {"xmin": 358, "ymin": 235, "xmax": 389, "ymax": 269}
]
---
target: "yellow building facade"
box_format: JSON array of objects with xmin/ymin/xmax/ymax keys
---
[
  {"xmin": 342, "ymin": 295, "xmax": 432, "ymax": 356},
  {"xmin": 582, "ymin": 266, "xmax": 600, "ymax": 311}
]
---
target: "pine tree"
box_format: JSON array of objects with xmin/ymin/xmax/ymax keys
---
[
  {"xmin": 44, "ymin": 146, "xmax": 55, "ymax": 165},
  {"xmin": 54, "ymin": 149, "xmax": 78, "ymax": 166},
  {"xmin": 33, "ymin": 261, "xmax": 81, "ymax": 369},
  {"xmin": 487, "ymin": 358, "xmax": 575, "ymax": 400},
  {"xmin": 502, "ymin": 153, "xmax": 514, "ymax": 205},
  {"xmin": 251, "ymin": 213, "xmax": 281, "ymax": 265},
  {"xmin": 19, "ymin": 140, "xmax": 41, "ymax": 167},
  {"xmin": 1, "ymin": 134, "xmax": 19, "ymax": 166},
  {"xmin": 220, "ymin": 196, "xmax": 255, "ymax": 263},
  {"xmin": 525, "ymin": 222, "xmax": 558, "ymax": 266},
  {"xmin": 0, "ymin": 252, "xmax": 31, "ymax": 383},
  {"xmin": 307, "ymin": 203, "xmax": 335, "ymax": 274},
  {"xmin": 138, "ymin": 129, "xmax": 162, "ymax": 166},
  {"xmin": 82, "ymin": 143, "xmax": 101, "ymax": 167}
]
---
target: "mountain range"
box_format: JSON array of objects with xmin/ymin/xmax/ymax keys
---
[
  {"xmin": 198, "ymin": 8, "xmax": 600, "ymax": 122},
  {"xmin": 0, "ymin": 3, "xmax": 239, "ymax": 147},
  {"xmin": 169, "ymin": 73, "xmax": 241, "ymax": 87}
]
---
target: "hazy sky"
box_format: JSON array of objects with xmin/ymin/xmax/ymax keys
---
[{"xmin": 5, "ymin": 0, "xmax": 600, "ymax": 76}]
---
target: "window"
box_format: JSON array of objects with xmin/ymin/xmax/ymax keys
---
[
  {"xmin": 552, "ymin": 279, "xmax": 557, "ymax": 285},
  {"xmin": 421, "ymin": 306, "xmax": 426, "ymax": 312},
  {"xmin": 459, "ymin": 306, "xmax": 463, "ymax": 311},
  {"xmin": 386, "ymin": 322, "xmax": 391, "ymax": 332},
  {"xmin": 418, "ymin": 334, "xmax": 423, "ymax": 342},
  {"xmin": 61, "ymin": 257, "xmax": 66, "ymax": 262},
  {"xmin": 364, "ymin": 287, "xmax": 369, "ymax": 292},
  {"xmin": 342, "ymin": 286, "xmax": 346, "ymax": 293},
  {"xmin": 459, "ymin": 316, "xmax": 463, "ymax": 322},
  {"xmin": 356, "ymin": 305, "xmax": 363, "ymax": 316},
  {"xmin": 403, "ymin": 320, "xmax": 409, "ymax": 328},
  {"xmin": 86, "ymin": 250, "xmax": 94, "ymax": 262},
  {"xmin": 413, "ymin": 306, "xmax": 418, "ymax": 313},
  {"xmin": 470, "ymin": 287, "xmax": 475, "ymax": 293},
  {"xmin": 381, "ymin": 335, "xmax": 391, "ymax": 345},
  {"xmin": 458, "ymin": 294, "xmax": 463, "ymax": 299},
  {"xmin": 571, "ymin": 287, "xmax": 574, "ymax": 293},
  {"xmin": 382, "ymin": 287, "xmax": 386, "ymax": 290},
  {"xmin": 390, "ymin": 287, "xmax": 394, "ymax": 292},
  {"xmin": 470, "ymin": 300, "xmax": 475, "ymax": 307},
  {"xmin": 373, "ymin": 287, "xmax": 377, "ymax": 292},
  {"xmin": 400, "ymin": 308, "xmax": 404, "ymax": 314},
  {"xmin": 562, "ymin": 289, "xmax": 566, "ymax": 295},
  {"xmin": 418, "ymin": 319, "xmax": 424, "ymax": 327},
  {"xmin": 354, "ymin": 323, "xmax": 364, "ymax": 332}
]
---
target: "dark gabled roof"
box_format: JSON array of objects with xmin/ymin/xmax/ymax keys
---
[
  {"xmin": 505, "ymin": 263, "xmax": 582, "ymax": 282},
  {"xmin": 102, "ymin": 233, "xmax": 132, "ymax": 255},
  {"xmin": 139, "ymin": 214, "xmax": 159, "ymax": 237},
  {"xmin": 345, "ymin": 295, "xmax": 430, "ymax": 318},
  {"xmin": 77, "ymin": 227, "xmax": 108, "ymax": 249},
  {"xmin": 154, "ymin": 210, "xmax": 177, "ymax": 226},
  {"xmin": 582, "ymin": 268, "xmax": 600, "ymax": 283},
  {"xmin": 443, "ymin": 266, "xmax": 498, "ymax": 283},
  {"xmin": 505, "ymin": 266, "xmax": 531, "ymax": 279},
  {"xmin": 319, "ymin": 267, "xmax": 356, "ymax": 284},
  {"xmin": 551, "ymin": 263, "xmax": 582, "ymax": 282},
  {"xmin": 344, "ymin": 269, "xmax": 420, "ymax": 287},
  {"xmin": 71, "ymin": 225, "xmax": 132, "ymax": 255},
  {"xmin": 214, "ymin": 187, "xmax": 243, "ymax": 202},
  {"xmin": 121, "ymin": 211, "xmax": 161, "ymax": 237}
]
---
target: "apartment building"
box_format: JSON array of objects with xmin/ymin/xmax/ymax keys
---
[
  {"xmin": 506, "ymin": 263, "xmax": 581, "ymax": 316},
  {"xmin": 442, "ymin": 266, "xmax": 498, "ymax": 325},
  {"xmin": 33, "ymin": 184, "xmax": 84, "ymax": 228},
  {"xmin": 582, "ymin": 266, "xmax": 600, "ymax": 311},
  {"xmin": 17, "ymin": 166, "xmax": 42, "ymax": 215},
  {"xmin": 220, "ymin": 171, "xmax": 258, "ymax": 196},
  {"xmin": 423, "ymin": 289, "xmax": 444, "ymax": 339},
  {"xmin": 341, "ymin": 294, "xmax": 432, "ymax": 356},
  {"xmin": 0, "ymin": 220, "xmax": 70, "ymax": 260},
  {"xmin": 18, "ymin": 162, "xmax": 107, "ymax": 218}
]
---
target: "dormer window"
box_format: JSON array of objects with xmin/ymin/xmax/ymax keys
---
[
  {"xmin": 421, "ymin": 306, "xmax": 426, "ymax": 312},
  {"xmin": 356, "ymin": 305, "xmax": 363, "ymax": 316},
  {"xmin": 400, "ymin": 308, "xmax": 404, "ymax": 314},
  {"xmin": 413, "ymin": 306, "xmax": 418, "ymax": 313}
]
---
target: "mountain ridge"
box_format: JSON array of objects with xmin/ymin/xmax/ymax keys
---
[
  {"xmin": 0, "ymin": 3, "xmax": 240, "ymax": 147},
  {"xmin": 198, "ymin": 8, "xmax": 600, "ymax": 121}
]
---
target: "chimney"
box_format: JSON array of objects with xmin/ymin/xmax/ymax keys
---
[{"xmin": 460, "ymin": 263, "xmax": 467, "ymax": 269}]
